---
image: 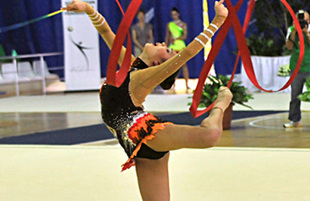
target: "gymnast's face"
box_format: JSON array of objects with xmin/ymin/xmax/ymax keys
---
[{"xmin": 143, "ymin": 42, "xmax": 176, "ymax": 65}]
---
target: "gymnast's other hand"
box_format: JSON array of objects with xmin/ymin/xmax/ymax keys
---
[
  {"xmin": 62, "ymin": 0, "xmax": 87, "ymax": 13},
  {"xmin": 215, "ymin": 0, "xmax": 228, "ymax": 18}
]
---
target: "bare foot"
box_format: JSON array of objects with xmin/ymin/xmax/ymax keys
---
[{"xmin": 215, "ymin": 86, "xmax": 233, "ymax": 111}]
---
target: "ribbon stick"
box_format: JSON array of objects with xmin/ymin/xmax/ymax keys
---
[
  {"xmin": 190, "ymin": 0, "xmax": 304, "ymax": 118},
  {"xmin": 0, "ymin": 10, "xmax": 64, "ymax": 33}
]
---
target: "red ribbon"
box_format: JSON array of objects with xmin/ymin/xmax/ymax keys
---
[
  {"xmin": 189, "ymin": 0, "xmax": 246, "ymax": 117},
  {"xmin": 107, "ymin": 0, "xmax": 305, "ymax": 118},
  {"xmin": 106, "ymin": 0, "xmax": 143, "ymax": 87},
  {"xmin": 228, "ymin": 0, "xmax": 255, "ymax": 88},
  {"xmin": 190, "ymin": 0, "xmax": 305, "ymax": 118}
]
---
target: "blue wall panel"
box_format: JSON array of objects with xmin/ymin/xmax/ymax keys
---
[{"xmin": 0, "ymin": 0, "xmax": 247, "ymax": 78}]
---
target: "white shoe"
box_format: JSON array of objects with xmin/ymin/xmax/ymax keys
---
[{"xmin": 283, "ymin": 121, "xmax": 303, "ymax": 128}]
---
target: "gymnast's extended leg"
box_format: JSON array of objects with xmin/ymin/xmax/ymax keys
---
[
  {"xmin": 146, "ymin": 87, "xmax": 231, "ymax": 151},
  {"xmin": 135, "ymin": 87, "xmax": 231, "ymax": 201}
]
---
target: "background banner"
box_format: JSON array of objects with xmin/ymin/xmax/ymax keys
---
[{"xmin": 62, "ymin": 0, "xmax": 101, "ymax": 91}]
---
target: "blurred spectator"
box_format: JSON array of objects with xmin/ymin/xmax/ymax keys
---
[{"xmin": 131, "ymin": 10, "xmax": 153, "ymax": 57}]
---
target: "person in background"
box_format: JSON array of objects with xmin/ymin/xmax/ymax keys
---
[
  {"xmin": 284, "ymin": 10, "xmax": 310, "ymax": 128},
  {"xmin": 165, "ymin": 7, "xmax": 190, "ymax": 91},
  {"xmin": 131, "ymin": 9, "xmax": 153, "ymax": 57}
]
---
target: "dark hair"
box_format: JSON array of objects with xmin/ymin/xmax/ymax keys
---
[
  {"xmin": 137, "ymin": 9, "xmax": 146, "ymax": 15},
  {"xmin": 171, "ymin": 7, "xmax": 180, "ymax": 14},
  {"xmin": 160, "ymin": 70, "xmax": 179, "ymax": 90}
]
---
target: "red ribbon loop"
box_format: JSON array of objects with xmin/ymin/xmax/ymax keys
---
[{"xmin": 190, "ymin": 0, "xmax": 305, "ymax": 118}]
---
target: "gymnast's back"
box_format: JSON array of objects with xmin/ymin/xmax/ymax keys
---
[{"xmin": 99, "ymin": 58, "xmax": 145, "ymax": 129}]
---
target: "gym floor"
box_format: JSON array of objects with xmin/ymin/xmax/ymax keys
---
[{"xmin": 1, "ymin": 79, "xmax": 310, "ymax": 201}]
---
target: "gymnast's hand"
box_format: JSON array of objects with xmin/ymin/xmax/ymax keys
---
[
  {"xmin": 215, "ymin": 0, "xmax": 228, "ymax": 18},
  {"xmin": 62, "ymin": 0, "xmax": 87, "ymax": 13}
]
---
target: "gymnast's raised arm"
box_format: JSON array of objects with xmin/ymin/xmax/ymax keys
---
[
  {"xmin": 129, "ymin": 0, "xmax": 228, "ymax": 105},
  {"xmin": 62, "ymin": 0, "xmax": 136, "ymax": 66}
]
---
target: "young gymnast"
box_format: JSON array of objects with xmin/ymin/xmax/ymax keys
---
[{"xmin": 63, "ymin": 1, "xmax": 231, "ymax": 200}]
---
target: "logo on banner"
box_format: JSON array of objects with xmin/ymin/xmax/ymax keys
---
[
  {"xmin": 62, "ymin": 0, "xmax": 101, "ymax": 90},
  {"xmin": 67, "ymin": 26, "xmax": 93, "ymax": 71}
]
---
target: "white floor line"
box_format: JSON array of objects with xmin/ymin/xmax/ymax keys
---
[{"xmin": 249, "ymin": 116, "xmax": 285, "ymax": 129}]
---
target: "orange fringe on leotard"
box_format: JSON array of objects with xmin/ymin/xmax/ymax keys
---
[{"xmin": 121, "ymin": 113, "xmax": 173, "ymax": 171}]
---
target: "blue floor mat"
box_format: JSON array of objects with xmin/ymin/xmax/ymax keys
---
[{"xmin": 0, "ymin": 111, "xmax": 285, "ymax": 145}]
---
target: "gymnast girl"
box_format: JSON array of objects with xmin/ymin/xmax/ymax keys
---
[{"xmin": 63, "ymin": 1, "xmax": 231, "ymax": 200}]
